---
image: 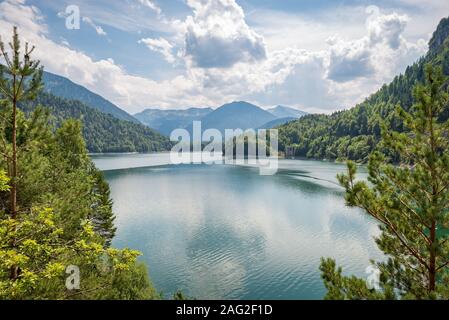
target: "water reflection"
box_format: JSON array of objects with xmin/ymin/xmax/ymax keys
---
[{"xmin": 94, "ymin": 155, "xmax": 381, "ymax": 299}]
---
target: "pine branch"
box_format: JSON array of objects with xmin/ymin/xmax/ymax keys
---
[
  {"xmin": 351, "ymin": 187, "xmax": 431, "ymax": 271},
  {"xmin": 436, "ymin": 260, "xmax": 449, "ymax": 272}
]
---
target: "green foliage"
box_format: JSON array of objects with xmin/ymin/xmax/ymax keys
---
[
  {"xmin": 89, "ymin": 168, "xmax": 116, "ymax": 247},
  {"xmin": 0, "ymin": 107, "xmax": 158, "ymax": 299},
  {"xmin": 320, "ymin": 65, "xmax": 449, "ymax": 299},
  {"xmin": 319, "ymin": 258, "xmax": 395, "ymax": 300},
  {"xmin": 0, "ymin": 29, "xmax": 170, "ymax": 154},
  {"xmin": 0, "ymin": 27, "xmax": 157, "ymax": 300},
  {"xmin": 173, "ymin": 290, "xmax": 187, "ymax": 300},
  {"xmin": 96, "ymin": 262, "xmax": 159, "ymax": 300},
  {"xmin": 20, "ymin": 92, "xmax": 172, "ymax": 153},
  {"xmin": 42, "ymin": 71, "xmax": 139, "ymax": 123},
  {"xmin": 278, "ymin": 18, "xmax": 449, "ymax": 162},
  {"xmin": 0, "ymin": 171, "xmax": 9, "ymax": 192},
  {"xmin": 0, "ymin": 27, "xmax": 43, "ymax": 103},
  {"xmin": 0, "ymin": 208, "xmax": 141, "ymax": 299}
]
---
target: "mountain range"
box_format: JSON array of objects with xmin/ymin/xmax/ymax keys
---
[
  {"xmin": 43, "ymin": 69, "xmax": 308, "ymax": 139},
  {"xmin": 34, "ymin": 71, "xmax": 307, "ymax": 152},
  {"xmin": 134, "ymin": 107, "xmax": 213, "ymax": 136},
  {"xmin": 135, "ymin": 103, "xmax": 307, "ymax": 136},
  {"xmin": 19, "ymin": 16, "xmax": 449, "ymax": 156}
]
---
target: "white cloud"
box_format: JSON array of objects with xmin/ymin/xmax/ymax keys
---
[
  {"xmin": 0, "ymin": 0, "xmax": 433, "ymax": 114},
  {"xmin": 0, "ymin": 0, "xmax": 214, "ymax": 113},
  {"xmin": 139, "ymin": 37, "xmax": 176, "ymax": 64},
  {"xmin": 0, "ymin": 0, "xmax": 47, "ymax": 35},
  {"xmin": 247, "ymin": 6, "xmax": 368, "ymax": 53},
  {"xmin": 326, "ymin": 36, "xmax": 375, "ymax": 83},
  {"xmin": 136, "ymin": 0, "xmax": 161, "ymax": 15},
  {"xmin": 60, "ymin": 37, "xmax": 70, "ymax": 47},
  {"xmin": 82, "ymin": 16, "xmax": 107, "ymax": 36},
  {"xmin": 325, "ymin": 8, "xmax": 407, "ymax": 83},
  {"xmin": 366, "ymin": 6, "xmax": 409, "ymax": 50},
  {"xmin": 183, "ymin": 0, "xmax": 266, "ymax": 68},
  {"xmin": 163, "ymin": 4, "xmax": 427, "ymax": 112},
  {"xmin": 47, "ymin": 0, "xmax": 169, "ymax": 33}
]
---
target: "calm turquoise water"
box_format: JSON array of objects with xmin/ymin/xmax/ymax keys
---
[{"xmin": 92, "ymin": 153, "xmax": 381, "ymax": 300}]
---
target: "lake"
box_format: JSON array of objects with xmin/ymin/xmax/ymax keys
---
[{"xmin": 92, "ymin": 153, "xmax": 382, "ymax": 300}]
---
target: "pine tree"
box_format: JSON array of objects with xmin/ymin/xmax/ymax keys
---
[
  {"xmin": 0, "ymin": 28, "xmax": 157, "ymax": 300},
  {"xmin": 89, "ymin": 167, "xmax": 116, "ymax": 247},
  {"xmin": 320, "ymin": 64, "xmax": 449, "ymax": 299},
  {"xmin": 0, "ymin": 26, "xmax": 43, "ymax": 280}
]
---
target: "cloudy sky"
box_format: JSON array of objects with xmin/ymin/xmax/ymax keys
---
[{"xmin": 0, "ymin": 0, "xmax": 448, "ymax": 114}]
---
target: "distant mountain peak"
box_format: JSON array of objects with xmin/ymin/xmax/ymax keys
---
[
  {"xmin": 134, "ymin": 107, "xmax": 213, "ymax": 136},
  {"xmin": 135, "ymin": 101, "xmax": 308, "ymax": 136},
  {"xmin": 220, "ymin": 101, "xmax": 260, "ymax": 109},
  {"xmin": 267, "ymin": 105, "xmax": 308, "ymax": 119},
  {"xmin": 184, "ymin": 101, "xmax": 276, "ymax": 135}
]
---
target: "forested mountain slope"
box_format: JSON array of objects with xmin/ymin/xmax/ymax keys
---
[
  {"xmin": 278, "ymin": 17, "xmax": 449, "ymax": 162},
  {"xmin": 20, "ymin": 92, "xmax": 171, "ymax": 153},
  {"xmin": 43, "ymin": 71, "xmax": 139, "ymax": 123}
]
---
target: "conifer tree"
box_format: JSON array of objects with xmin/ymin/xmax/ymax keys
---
[
  {"xmin": 320, "ymin": 64, "xmax": 449, "ymax": 299},
  {"xmin": 0, "ymin": 26, "xmax": 42, "ymax": 280},
  {"xmin": 0, "ymin": 28, "xmax": 157, "ymax": 300}
]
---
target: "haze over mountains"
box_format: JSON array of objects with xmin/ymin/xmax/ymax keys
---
[
  {"xmin": 186, "ymin": 101, "xmax": 276, "ymax": 135},
  {"xmin": 258, "ymin": 117, "xmax": 297, "ymax": 130},
  {"xmin": 43, "ymin": 69, "xmax": 308, "ymax": 138},
  {"xmin": 135, "ymin": 103, "xmax": 307, "ymax": 136},
  {"xmin": 267, "ymin": 106, "xmax": 308, "ymax": 118},
  {"xmin": 134, "ymin": 108, "xmax": 213, "ymax": 136},
  {"xmin": 31, "ymin": 69, "xmax": 308, "ymax": 151}
]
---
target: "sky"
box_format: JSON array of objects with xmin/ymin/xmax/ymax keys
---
[{"xmin": 0, "ymin": 0, "xmax": 448, "ymax": 114}]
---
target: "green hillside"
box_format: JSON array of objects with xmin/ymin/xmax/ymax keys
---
[
  {"xmin": 278, "ymin": 17, "xmax": 449, "ymax": 162},
  {"xmin": 20, "ymin": 92, "xmax": 172, "ymax": 153},
  {"xmin": 43, "ymin": 71, "xmax": 140, "ymax": 123}
]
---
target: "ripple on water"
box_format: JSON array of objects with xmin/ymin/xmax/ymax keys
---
[{"xmin": 100, "ymin": 158, "xmax": 382, "ymax": 299}]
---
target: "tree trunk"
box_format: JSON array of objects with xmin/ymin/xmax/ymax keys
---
[
  {"xmin": 429, "ymin": 220, "xmax": 436, "ymax": 292},
  {"xmin": 10, "ymin": 99, "xmax": 17, "ymax": 219},
  {"xmin": 9, "ymin": 77, "xmax": 18, "ymax": 281}
]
